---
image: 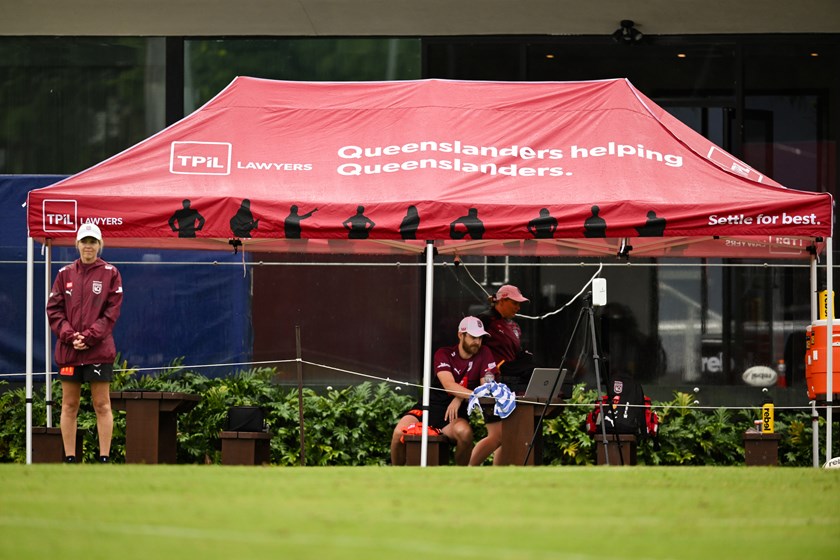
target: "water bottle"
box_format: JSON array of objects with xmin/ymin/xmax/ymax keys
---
[
  {"xmin": 761, "ymin": 393, "xmax": 774, "ymax": 434},
  {"xmin": 484, "ymin": 370, "xmax": 495, "ymax": 385}
]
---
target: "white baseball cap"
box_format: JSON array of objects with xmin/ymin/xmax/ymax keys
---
[
  {"xmin": 458, "ymin": 316, "xmax": 489, "ymax": 338},
  {"xmin": 495, "ymin": 284, "xmax": 529, "ymax": 302},
  {"xmin": 76, "ymin": 223, "xmax": 102, "ymax": 242}
]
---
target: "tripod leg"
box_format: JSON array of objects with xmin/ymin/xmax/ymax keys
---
[
  {"xmin": 586, "ymin": 305, "xmax": 612, "ymax": 466},
  {"xmin": 524, "ymin": 306, "xmax": 587, "ymax": 465}
]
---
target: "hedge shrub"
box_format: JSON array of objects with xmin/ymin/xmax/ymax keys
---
[{"xmin": 0, "ymin": 363, "xmax": 832, "ymax": 465}]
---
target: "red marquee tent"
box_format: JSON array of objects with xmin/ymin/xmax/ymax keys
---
[
  {"xmin": 27, "ymin": 76, "xmax": 832, "ymax": 257},
  {"xmin": 24, "ymin": 77, "xmax": 835, "ymax": 465}
]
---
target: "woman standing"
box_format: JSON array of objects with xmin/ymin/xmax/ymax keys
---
[
  {"xmin": 47, "ymin": 223, "xmax": 124, "ymax": 463},
  {"xmin": 470, "ymin": 284, "xmax": 531, "ymax": 465}
]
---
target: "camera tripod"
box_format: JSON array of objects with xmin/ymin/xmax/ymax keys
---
[{"xmin": 524, "ymin": 292, "xmax": 615, "ymax": 465}]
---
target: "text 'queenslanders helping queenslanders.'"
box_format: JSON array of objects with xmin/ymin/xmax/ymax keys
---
[{"xmin": 335, "ymin": 139, "xmax": 684, "ymax": 177}]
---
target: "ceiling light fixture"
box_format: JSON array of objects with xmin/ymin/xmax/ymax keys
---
[{"xmin": 612, "ymin": 20, "xmax": 643, "ymax": 44}]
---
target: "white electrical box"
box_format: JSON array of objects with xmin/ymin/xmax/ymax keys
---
[{"xmin": 592, "ymin": 278, "xmax": 607, "ymax": 306}]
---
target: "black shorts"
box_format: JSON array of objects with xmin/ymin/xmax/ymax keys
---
[
  {"xmin": 405, "ymin": 399, "xmax": 469, "ymax": 429},
  {"xmin": 58, "ymin": 363, "xmax": 114, "ymax": 383},
  {"xmin": 481, "ymin": 403, "xmax": 503, "ymax": 424}
]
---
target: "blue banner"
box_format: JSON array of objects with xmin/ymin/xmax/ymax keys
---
[{"xmin": 1, "ymin": 175, "xmax": 252, "ymax": 381}]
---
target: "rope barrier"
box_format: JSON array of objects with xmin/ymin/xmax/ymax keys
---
[{"xmin": 5, "ymin": 356, "xmax": 837, "ymax": 412}]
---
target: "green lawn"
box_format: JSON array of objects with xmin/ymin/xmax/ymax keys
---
[{"xmin": 1, "ymin": 465, "xmax": 837, "ymax": 560}]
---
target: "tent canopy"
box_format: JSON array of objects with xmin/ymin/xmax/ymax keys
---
[{"xmin": 26, "ymin": 77, "xmax": 833, "ymax": 258}]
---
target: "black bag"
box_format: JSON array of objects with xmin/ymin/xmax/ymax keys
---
[
  {"xmin": 226, "ymin": 406, "xmax": 266, "ymax": 432},
  {"xmin": 586, "ymin": 373, "xmax": 652, "ymax": 437}
]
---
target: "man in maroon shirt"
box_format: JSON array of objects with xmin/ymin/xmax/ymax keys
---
[
  {"xmin": 47, "ymin": 223, "xmax": 124, "ymax": 463},
  {"xmin": 390, "ymin": 316, "xmax": 498, "ymax": 466},
  {"xmin": 471, "ymin": 284, "xmax": 532, "ymax": 465},
  {"xmin": 479, "ymin": 284, "xmax": 532, "ymax": 393}
]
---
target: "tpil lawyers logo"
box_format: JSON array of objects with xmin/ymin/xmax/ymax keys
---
[
  {"xmin": 43, "ymin": 199, "xmax": 77, "ymax": 233},
  {"xmin": 170, "ymin": 141, "xmax": 232, "ymax": 175}
]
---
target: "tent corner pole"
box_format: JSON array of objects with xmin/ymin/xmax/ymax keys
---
[
  {"xmin": 826, "ymin": 237, "xmax": 834, "ymax": 464},
  {"xmin": 25, "ymin": 237, "xmax": 34, "ymax": 465},
  {"xmin": 810, "ymin": 252, "xmax": 819, "ymax": 467},
  {"xmin": 811, "ymin": 253, "xmax": 818, "ymax": 324},
  {"xmin": 45, "ymin": 240, "xmax": 53, "ymax": 427},
  {"xmin": 420, "ymin": 241, "xmax": 435, "ymax": 467}
]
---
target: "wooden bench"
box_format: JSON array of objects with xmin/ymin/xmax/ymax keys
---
[
  {"xmin": 219, "ymin": 431, "xmax": 272, "ymax": 465},
  {"xmin": 743, "ymin": 431, "xmax": 781, "ymax": 466},
  {"xmin": 595, "ymin": 434, "xmax": 637, "ymax": 465},
  {"xmin": 31, "ymin": 427, "xmax": 82, "ymax": 463},
  {"xmin": 403, "ymin": 434, "xmax": 452, "ymax": 466}
]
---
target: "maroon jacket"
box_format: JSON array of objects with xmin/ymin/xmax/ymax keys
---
[{"xmin": 46, "ymin": 258, "xmax": 123, "ymax": 367}]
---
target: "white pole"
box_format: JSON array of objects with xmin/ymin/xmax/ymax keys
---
[
  {"xmin": 811, "ymin": 254, "xmax": 818, "ymax": 324},
  {"xmin": 811, "ymin": 253, "xmax": 819, "ymax": 467},
  {"xmin": 826, "ymin": 237, "xmax": 834, "ymax": 463},
  {"xmin": 813, "ymin": 400, "xmax": 820, "ymax": 468},
  {"xmin": 25, "ymin": 237, "xmax": 34, "ymax": 465},
  {"xmin": 420, "ymin": 241, "xmax": 435, "ymax": 467},
  {"xmin": 45, "ymin": 240, "xmax": 53, "ymax": 427}
]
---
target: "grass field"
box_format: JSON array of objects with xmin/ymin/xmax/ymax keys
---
[{"xmin": 1, "ymin": 465, "xmax": 838, "ymax": 560}]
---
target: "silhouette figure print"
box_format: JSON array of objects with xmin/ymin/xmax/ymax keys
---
[
  {"xmin": 343, "ymin": 206, "xmax": 375, "ymax": 239},
  {"xmin": 449, "ymin": 208, "xmax": 485, "ymax": 240},
  {"xmin": 399, "ymin": 206, "xmax": 420, "ymax": 240},
  {"xmin": 168, "ymin": 199, "xmax": 205, "ymax": 238},
  {"xmin": 229, "ymin": 199, "xmax": 259, "ymax": 238},
  {"xmin": 527, "ymin": 208, "xmax": 558, "ymax": 239},
  {"xmin": 284, "ymin": 204, "xmax": 318, "ymax": 239},
  {"xmin": 583, "ymin": 205, "xmax": 607, "ymax": 238},
  {"xmin": 635, "ymin": 210, "xmax": 667, "ymax": 237}
]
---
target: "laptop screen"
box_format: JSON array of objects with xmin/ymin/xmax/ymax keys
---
[{"xmin": 524, "ymin": 368, "xmax": 567, "ymax": 400}]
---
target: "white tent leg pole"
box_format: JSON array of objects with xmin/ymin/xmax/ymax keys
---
[
  {"xmin": 811, "ymin": 253, "xmax": 819, "ymax": 467},
  {"xmin": 25, "ymin": 237, "xmax": 34, "ymax": 465},
  {"xmin": 826, "ymin": 237, "xmax": 834, "ymax": 464},
  {"xmin": 811, "ymin": 253, "xmax": 818, "ymax": 324},
  {"xmin": 813, "ymin": 400, "xmax": 820, "ymax": 468},
  {"xmin": 420, "ymin": 241, "xmax": 435, "ymax": 468},
  {"xmin": 45, "ymin": 240, "xmax": 53, "ymax": 427}
]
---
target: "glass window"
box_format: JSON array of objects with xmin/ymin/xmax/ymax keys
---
[
  {"xmin": 425, "ymin": 41, "xmax": 522, "ymax": 81},
  {"xmin": 525, "ymin": 41, "xmax": 736, "ymax": 97},
  {"xmin": 184, "ymin": 38, "xmax": 422, "ymax": 112},
  {"xmin": 744, "ymin": 94, "xmax": 822, "ymax": 192},
  {"xmin": 743, "ymin": 41, "xmax": 838, "ymax": 194},
  {"xmin": 0, "ymin": 37, "xmax": 166, "ymax": 174}
]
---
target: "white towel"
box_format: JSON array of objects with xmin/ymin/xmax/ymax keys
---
[{"xmin": 467, "ymin": 381, "xmax": 517, "ymax": 419}]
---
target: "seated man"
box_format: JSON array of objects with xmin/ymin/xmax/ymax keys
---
[{"xmin": 390, "ymin": 316, "xmax": 498, "ymax": 466}]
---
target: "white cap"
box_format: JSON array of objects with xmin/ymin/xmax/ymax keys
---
[
  {"xmin": 458, "ymin": 316, "xmax": 489, "ymax": 338},
  {"xmin": 76, "ymin": 223, "xmax": 102, "ymax": 242}
]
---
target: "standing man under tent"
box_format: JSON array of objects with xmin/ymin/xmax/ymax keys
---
[
  {"xmin": 46, "ymin": 223, "xmax": 124, "ymax": 463},
  {"xmin": 473, "ymin": 284, "xmax": 532, "ymax": 465},
  {"xmin": 391, "ymin": 316, "xmax": 497, "ymax": 466}
]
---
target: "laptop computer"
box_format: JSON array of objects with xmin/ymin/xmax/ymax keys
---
[{"xmin": 524, "ymin": 367, "xmax": 567, "ymax": 400}]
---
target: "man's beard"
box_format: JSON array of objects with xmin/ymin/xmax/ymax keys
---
[{"xmin": 461, "ymin": 340, "xmax": 480, "ymax": 356}]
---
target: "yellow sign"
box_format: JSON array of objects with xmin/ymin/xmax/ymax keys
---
[
  {"xmin": 761, "ymin": 403, "xmax": 774, "ymax": 434},
  {"xmin": 819, "ymin": 290, "xmax": 835, "ymax": 320}
]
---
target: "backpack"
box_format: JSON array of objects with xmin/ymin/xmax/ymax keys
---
[
  {"xmin": 586, "ymin": 374, "xmax": 659, "ymax": 438},
  {"xmin": 399, "ymin": 423, "xmax": 442, "ymax": 444}
]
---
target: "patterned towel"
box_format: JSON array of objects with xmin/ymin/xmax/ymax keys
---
[{"xmin": 467, "ymin": 381, "xmax": 517, "ymax": 419}]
